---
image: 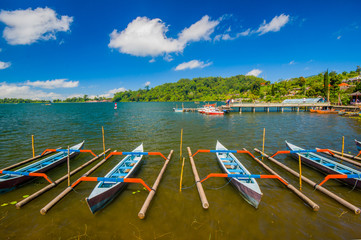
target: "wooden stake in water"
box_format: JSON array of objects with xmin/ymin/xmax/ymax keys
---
[
  {"xmin": 262, "ymin": 128, "xmax": 265, "ymax": 161},
  {"xmin": 299, "ymin": 154, "xmax": 302, "ymax": 191},
  {"xmin": 32, "ymin": 135, "xmax": 35, "ymax": 158},
  {"xmin": 341, "ymin": 136, "xmax": 345, "ymax": 158},
  {"xmin": 180, "ymin": 129, "xmax": 183, "ymax": 162},
  {"xmin": 180, "ymin": 157, "xmax": 185, "ymax": 192},
  {"xmin": 67, "ymin": 146, "xmax": 70, "ymax": 186},
  {"xmin": 102, "ymin": 126, "xmax": 106, "ymax": 159}
]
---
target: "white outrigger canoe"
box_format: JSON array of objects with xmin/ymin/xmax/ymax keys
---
[
  {"xmin": 216, "ymin": 141, "xmax": 263, "ymax": 208},
  {"xmin": 86, "ymin": 143, "xmax": 144, "ymax": 214}
]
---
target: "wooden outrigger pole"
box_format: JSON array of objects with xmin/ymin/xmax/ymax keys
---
[
  {"xmin": 254, "ymin": 148, "xmax": 360, "ymax": 214},
  {"xmin": 187, "ymin": 147, "xmax": 209, "ymax": 209},
  {"xmin": 15, "ymin": 149, "xmax": 111, "ymax": 209},
  {"xmin": 138, "ymin": 150, "xmax": 173, "ymax": 219}
]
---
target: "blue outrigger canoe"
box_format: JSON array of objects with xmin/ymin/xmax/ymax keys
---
[
  {"xmin": 0, "ymin": 141, "xmax": 84, "ymax": 193},
  {"xmin": 86, "ymin": 143, "xmax": 144, "ymax": 214},
  {"xmin": 286, "ymin": 141, "xmax": 361, "ymax": 189}
]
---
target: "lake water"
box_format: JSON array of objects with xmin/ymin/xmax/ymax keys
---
[{"xmin": 0, "ymin": 102, "xmax": 360, "ymax": 239}]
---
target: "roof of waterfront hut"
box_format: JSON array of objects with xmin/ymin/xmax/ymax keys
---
[{"xmin": 282, "ymin": 98, "xmax": 324, "ymax": 104}]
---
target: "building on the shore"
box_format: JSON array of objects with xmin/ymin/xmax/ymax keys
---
[
  {"xmin": 350, "ymin": 91, "xmax": 361, "ymax": 105},
  {"xmin": 282, "ymin": 98, "xmax": 325, "ymax": 104},
  {"xmin": 339, "ymin": 82, "xmax": 350, "ymax": 90},
  {"xmin": 343, "ymin": 76, "xmax": 361, "ymax": 83}
]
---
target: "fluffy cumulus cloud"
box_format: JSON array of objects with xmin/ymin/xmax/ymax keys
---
[
  {"xmin": 246, "ymin": 69, "xmax": 262, "ymax": 77},
  {"xmin": 97, "ymin": 87, "xmax": 127, "ymax": 98},
  {"xmin": 0, "ymin": 7, "xmax": 73, "ymax": 45},
  {"xmin": 109, "ymin": 15, "xmax": 219, "ymax": 57},
  {"xmin": 24, "ymin": 79, "xmax": 79, "ymax": 89},
  {"xmin": 178, "ymin": 15, "xmax": 219, "ymax": 43},
  {"xmin": 0, "ymin": 61, "xmax": 11, "ymax": 69},
  {"xmin": 256, "ymin": 14, "xmax": 290, "ymax": 35},
  {"xmin": 0, "ymin": 82, "xmax": 61, "ymax": 99},
  {"xmin": 175, "ymin": 60, "xmax": 212, "ymax": 71},
  {"xmin": 145, "ymin": 81, "xmax": 150, "ymax": 86}
]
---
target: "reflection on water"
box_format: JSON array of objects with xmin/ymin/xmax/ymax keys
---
[{"xmin": 0, "ymin": 102, "xmax": 360, "ymax": 239}]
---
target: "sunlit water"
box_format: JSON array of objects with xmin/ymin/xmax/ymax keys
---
[{"xmin": 0, "ymin": 102, "xmax": 360, "ymax": 239}]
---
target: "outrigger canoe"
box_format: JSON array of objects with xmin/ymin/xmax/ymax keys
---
[
  {"xmin": 216, "ymin": 141, "xmax": 263, "ymax": 208},
  {"xmin": 0, "ymin": 141, "xmax": 84, "ymax": 193},
  {"xmin": 356, "ymin": 139, "xmax": 361, "ymax": 151},
  {"xmin": 286, "ymin": 141, "xmax": 361, "ymax": 189},
  {"xmin": 86, "ymin": 143, "xmax": 143, "ymax": 214}
]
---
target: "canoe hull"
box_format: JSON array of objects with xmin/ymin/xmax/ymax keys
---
[
  {"xmin": 85, "ymin": 144, "xmax": 143, "ymax": 214},
  {"xmin": 286, "ymin": 142, "xmax": 361, "ymax": 189},
  {"xmin": 216, "ymin": 141, "xmax": 262, "ymax": 208},
  {"xmin": 0, "ymin": 144, "xmax": 82, "ymax": 193}
]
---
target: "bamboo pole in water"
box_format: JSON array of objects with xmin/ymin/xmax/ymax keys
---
[
  {"xmin": 67, "ymin": 146, "xmax": 70, "ymax": 186},
  {"xmin": 15, "ymin": 149, "xmax": 111, "ymax": 209},
  {"xmin": 32, "ymin": 135, "xmax": 35, "ymax": 158},
  {"xmin": 1, "ymin": 147, "xmax": 61, "ymax": 171},
  {"xmin": 299, "ymin": 155, "xmax": 302, "ymax": 191},
  {"xmin": 187, "ymin": 147, "xmax": 209, "ymax": 209},
  {"xmin": 102, "ymin": 126, "xmax": 106, "ymax": 159},
  {"xmin": 40, "ymin": 150, "xmax": 116, "ymax": 215},
  {"xmin": 316, "ymin": 148, "xmax": 361, "ymax": 168},
  {"xmin": 138, "ymin": 150, "xmax": 173, "ymax": 219},
  {"xmin": 180, "ymin": 129, "xmax": 183, "ymax": 162},
  {"xmin": 243, "ymin": 148, "xmax": 319, "ymax": 211},
  {"xmin": 342, "ymin": 136, "xmax": 345, "ymax": 158},
  {"xmin": 254, "ymin": 148, "xmax": 360, "ymax": 214},
  {"xmin": 262, "ymin": 128, "xmax": 265, "ymax": 161},
  {"xmin": 179, "ymin": 157, "xmax": 185, "ymax": 192}
]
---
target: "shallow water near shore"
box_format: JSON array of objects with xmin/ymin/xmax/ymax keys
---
[{"xmin": 0, "ymin": 102, "xmax": 360, "ymax": 239}]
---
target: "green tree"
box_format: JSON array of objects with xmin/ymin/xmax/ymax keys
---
[{"xmin": 323, "ymin": 70, "xmax": 329, "ymax": 101}]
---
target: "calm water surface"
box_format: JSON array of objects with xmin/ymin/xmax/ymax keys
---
[{"xmin": 0, "ymin": 102, "xmax": 360, "ymax": 239}]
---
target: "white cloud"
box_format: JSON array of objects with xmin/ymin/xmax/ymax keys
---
[
  {"xmin": 246, "ymin": 69, "xmax": 262, "ymax": 77},
  {"xmin": 0, "ymin": 82, "xmax": 61, "ymax": 99},
  {"xmin": 145, "ymin": 81, "xmax": 150, "ymax": 86},
  {"xmin": 149, "ymin": 58, "xmax": 156, "ymax": 63},
  {"xmin": 256, "ymin": 14, "xmax": 290, "ymax": 35},
  {"xmin": 109, "ymin": 15, "xmax": 219, "ymax": 58},
  {"xmin": 108, "ymin": 17, "xmax": 183, "ymax": 57},
  {"xmin": 0, "ymin": 61, "xmax": 11, "ymax": 69},
  {"xmin": 238, "ymin": 28, "xmax": 251, "ymax": 36},
  {"xmin": 25, "ymin": 79, "xmax": 79, "ymax": 89},
  {"xmin": 0, "ymin": 7, "xmax": 73, "ymax": 45},
  {"xmin": 337, "ymin": 35, "xmax": 341, "ymax": 40},
  {"xmin": 289, "ymin": 60, "xmax": 295, "ymax": 65},
  {"xmin": 175, "ymin": 60, "xmax": 212, "ymax": 71},
  {"xmin": 178, "ymin": 15, "xmax": 219, "ymax": 42},
  {"xmin": 97, "ymin": 87, "xmax": 127, "ymax": 98}
]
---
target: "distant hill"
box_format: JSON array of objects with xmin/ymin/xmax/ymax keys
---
[{"xmin": 113, "ymin": 75, "xmax": 267, "ymax": 102}]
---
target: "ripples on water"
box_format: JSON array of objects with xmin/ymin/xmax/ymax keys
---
[{"xmin": 0, "ymin": 102, "xmax": 360, "ymax": 239}]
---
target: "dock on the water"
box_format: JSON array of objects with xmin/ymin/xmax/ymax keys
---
[{"xmin": 222, "ymin": 102, "xmax": 330, "ymax": 113}]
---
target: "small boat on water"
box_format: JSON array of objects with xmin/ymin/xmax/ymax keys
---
[
  {"xmin": 286, "ymin": 141, "xmax": 361, "ymax": 189},
  {"xmin": 205, "ymin": 108, "xmax": 224, "ymax": 115},
  {"xmin": 0, "ymin": 141, "xmax": 84, "ymax": 193},
  {"xmin": 215, "ymin": 141, "xmax": 263, "ymax": 208},
  {"xmin": 309, "ymin": 108, "xmax": 317, "ymax": 113},
  {"xmin": 316, "ymin": 108, "xmax": 338, "ymax": 114},
  {"xmin": 173, "ymin": 103, "xmax": 184, "ymax": 112},
  {"xmin": 86, "ymin": 143, "xmax": 144, "ymax": 214},
  {"xmin": 356, "ymin": 139, "xmax": 361, "ymax": 151}
]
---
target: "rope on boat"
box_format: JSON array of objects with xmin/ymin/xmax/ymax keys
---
[
  {"xmin": 203, "ymin": 178, "xmax": 232, "ymax": 190},
  {"xmin": 348, "ymin": 174, "xmax": 360, "ymax": 193}
]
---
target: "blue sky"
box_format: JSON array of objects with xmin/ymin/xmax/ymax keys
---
[{"xmin": 0, "ymin": 0, "xmax": 360, "ymax": 99}]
